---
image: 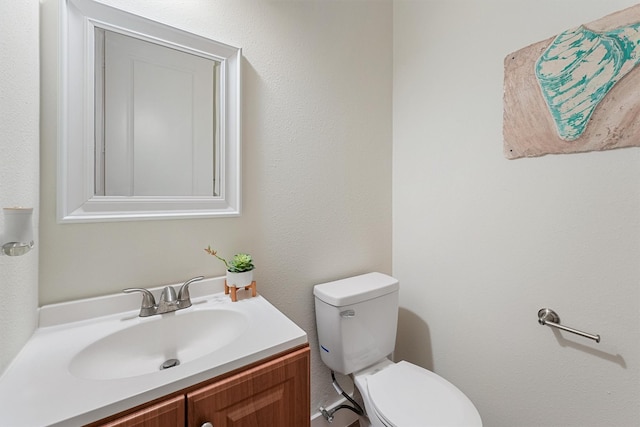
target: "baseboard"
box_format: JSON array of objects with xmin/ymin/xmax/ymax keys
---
[{"xmin": 311, "ymin": 397, "xmax": 359, "ymax": 427}]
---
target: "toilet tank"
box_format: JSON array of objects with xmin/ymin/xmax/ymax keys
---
[{"xmin": 314, "ymin": 272, "xmax": 399, "ymax": 375}]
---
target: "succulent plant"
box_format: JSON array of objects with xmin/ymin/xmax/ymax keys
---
[
  {"xmin": 204, "ymin": 246, "xmax": 255, "ymax": 272},
  {"xmin": 228, "ymin": 253, "xmax": 254, "ymax": 272}
]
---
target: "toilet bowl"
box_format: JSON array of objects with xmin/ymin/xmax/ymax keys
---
[
  {"xmin": 314, "ymin": 272, "xmax": 482, "ymax": 427},
  {"xmin": 353, "ymin": 359, "xmax": 481, "ymax": 427}
]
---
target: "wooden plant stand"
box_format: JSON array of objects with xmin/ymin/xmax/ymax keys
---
[{"xmin": 224, "ymin": 280, "xmax": 257, "ymax": 302}]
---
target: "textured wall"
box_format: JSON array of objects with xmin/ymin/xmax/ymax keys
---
[
  {"xmin": 0, "ymin": 0, "xmax": 39, "ymax": 374},
  {"xmin": 393, "ymin": 1, "xmax": 640, "ymax": 426},
  {"xmin": 39, "ymin": 0, "xmax": 392, "ymax": 414}
]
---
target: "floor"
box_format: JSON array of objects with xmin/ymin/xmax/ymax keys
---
[{"xmin": 347, "ymin": 422, "xmax": 360, "ymax": 427}]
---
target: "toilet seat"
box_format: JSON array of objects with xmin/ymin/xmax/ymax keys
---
[{"xmin": 366, "ymin": 361, "xmax": 482, "ymax": 427}]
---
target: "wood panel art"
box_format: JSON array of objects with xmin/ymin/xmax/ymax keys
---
[{"xmin": 503, "ymin": 4, "xmax": 640, "ymax": 159}]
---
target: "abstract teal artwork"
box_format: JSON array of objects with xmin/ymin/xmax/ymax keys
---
[
  {"xmin": 535, "ymin": 24, "xmax": 640, "ymax": 141},
  {"xmin": 503, "ymin": 4, "xmax": 640, "ymax": 159}
]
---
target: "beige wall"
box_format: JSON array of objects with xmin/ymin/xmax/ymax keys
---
[
  {"xmin": 7, "ymin": 1, "xmax": 637, "ymax": 425},
  {"xmin": 393, "ymin": 1, "xmax": 640, "ymax": 426},
  {"xmin": 0, "ymin": 0, "xmax": 39, "ymax": 373},
  {"xmin": 39, "ymin": 0, "xmax": 392, "ymax": 414}
]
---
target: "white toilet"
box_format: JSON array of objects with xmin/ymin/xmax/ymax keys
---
[{"xmin": 314, "ymin": 272, "xmax": 482, "ymax": 427}]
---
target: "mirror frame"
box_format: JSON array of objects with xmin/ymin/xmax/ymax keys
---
[{"xmin": 59, "ymin": 0, "xmax": 241, "ymax": 223}]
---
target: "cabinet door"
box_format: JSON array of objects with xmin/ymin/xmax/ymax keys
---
[
  {"xmin": 187, "ymin": 347, "xmax": 310, "ymax": 427},
  {"xmin": 92, "ymin": 395, "xmax": 185, "ymax": 427}
]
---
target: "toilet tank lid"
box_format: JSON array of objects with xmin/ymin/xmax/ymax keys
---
[{"xmin": 313, "ymin": 272, "xmax": 399, "ymax": 306}]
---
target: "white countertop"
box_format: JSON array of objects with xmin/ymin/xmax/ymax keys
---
[{"xmin": 0, "ymin": 277, "xmax": 307, "ymax": 427}]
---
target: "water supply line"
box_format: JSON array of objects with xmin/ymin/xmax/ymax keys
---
[{"xmin": 319, "ymin": 371, "xmax": 364, "ymax": 423}]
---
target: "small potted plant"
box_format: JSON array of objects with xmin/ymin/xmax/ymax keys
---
[{"xmin": 204, "ymin": 246, "xmax": 255, "ymax": 288}]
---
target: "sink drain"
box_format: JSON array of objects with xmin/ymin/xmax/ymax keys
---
[{"xmin": 160, "ymin": 358, "xmax": 180, "ymax": 370}]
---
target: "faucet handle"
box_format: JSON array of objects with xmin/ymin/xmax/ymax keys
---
[
  {"xmin": 123, "ymin": 288, "xmax": 156, "ymax": 308},
  {"xmin": 178, "ymin": 276, "xmax": 205, "ymax": 306},
  {"xmin": 124, "ymin": 288, "xmax": 158, "ymax": 317}
]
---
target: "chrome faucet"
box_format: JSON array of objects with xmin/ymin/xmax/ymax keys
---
[{"xmin": 124, "ymin": 276, "xmax": 204, "ymax": 317}]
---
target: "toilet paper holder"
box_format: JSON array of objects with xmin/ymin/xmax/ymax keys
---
[
  {"xmin": 538, "ymin": 308, "xmax": 601, "ymax": 343},
  {"xmin": 1, "ymin": 207, "xmax": 35, "ymax": 256}
]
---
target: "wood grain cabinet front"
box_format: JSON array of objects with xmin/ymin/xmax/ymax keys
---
[
  {"xmin": 95, "ymin": 395, "xmax": 185, "ymax": 427},
  {"xmin": 87, "ymin": 345, "xmax": 310, "ymax": 427},
  {"xmin": 187, "ymin": 346, "xmax": 310, "ymax": 427}
]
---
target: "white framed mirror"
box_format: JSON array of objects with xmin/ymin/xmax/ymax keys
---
[{"xmin": 59, "ymin": 0, "xmax": 241, "ymax": 223}]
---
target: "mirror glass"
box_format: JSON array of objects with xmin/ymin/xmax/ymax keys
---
[
  {"xmin": 59, "ymin": 0, "xmax": 240, "ymax": 222},
  {"xmin": 95, "ymin": 28, "xmax": 221, "ymax": 198}
]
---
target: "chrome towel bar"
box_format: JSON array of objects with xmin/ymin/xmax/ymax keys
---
[{"xmin": 538, "ymin": 308, "xmax": 601, "ymax": 343}]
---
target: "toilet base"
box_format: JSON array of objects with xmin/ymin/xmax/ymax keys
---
[
  {"xmin": 357, "ymin": 415, "xmax": 373, "ymax": 427},
  {"xmin": 352, "ymin": 359, "xmax": 396, "ymax": 427}
]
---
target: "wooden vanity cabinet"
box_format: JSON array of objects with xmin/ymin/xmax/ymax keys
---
[
  {"xmin": 96, "ymin": 396, "xmax": 185, "ymax": 427},
  {"xmin": 88, "ymin": 345, "xmax": 310, "ymax": 427}
]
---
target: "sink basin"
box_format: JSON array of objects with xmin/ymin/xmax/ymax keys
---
[{"xmin": 69, "ymin": 309, "xmax": 248, "ymax": 380}]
